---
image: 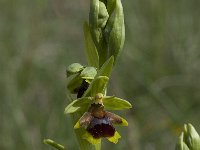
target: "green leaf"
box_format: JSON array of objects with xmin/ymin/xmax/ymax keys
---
[
  {"xmin": 96, "ymin": 56, "xmax": 114, "ymax": 78},
  {"xmin": 64, "ymin": 97, "xmax": 92, "ymax": 114},
  {"xmin": 103, "ymin": 96, "xmax": 132, "ymax": 110},
  {"xmin": 84, "ymin": 76, "xmax": 109, "ymax": 97},
  {"xmin": 80, "ymin": 67, "xmax": 97, "ymax": 80},
  {"xmin": 43, "ymin": 139, "xmax": 65, "ymax": 150},
  {"xmin": 104, "ymin": 0, "xmax": 125, "ymax": 62},
  {"xmin": 66, "ymin": 63, "xmax": 84, "ymax": 77},
  {"xmin": 83, "ymin": 22, "xmax": 99, "ymax": 68}
]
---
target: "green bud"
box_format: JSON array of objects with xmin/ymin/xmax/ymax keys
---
[
  {"xmin": 176, "ymin": 133, "xmax": 190, "ymax": 150},
  {"xmin": 80, "ymin": 67, "xmax": 97, "ymax": 80},
  {"xmin": 176, "ymin": 124, "xmax": 200, "ymax": 150},
  {"xmin": 88, "ymin": 0, "xmax": 125, "ymax": 66},
  {"xmin": 98, "ymin": 1, "xmax": 109, "ymax": 28},
  {"xmin": 66, "ymin": 63, "xmax": 84, "ymax": 77},
  {"xmin": 184, "ymin": 124, "xmax": 200, "ymax": 150},
  {"xmin": 104, "ymin": 0, "xmax": 125, "ymax": 62}
]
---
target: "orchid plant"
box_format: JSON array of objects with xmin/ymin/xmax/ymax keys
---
[
  {"xmin": 64, "ymin": 0, "xmax": 132, "ymax": 148},
  {"xmin": 43, "ymin": 0, "xmax": 200, "ymax": 150},
  {"xmin": 45, "ymin": 0, "xmax": 131, "ymax": 149}
]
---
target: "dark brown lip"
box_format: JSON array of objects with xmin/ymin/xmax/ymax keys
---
[{"xmin": 87, "ymin": 117, "xmax": 115, "ymax": 139}]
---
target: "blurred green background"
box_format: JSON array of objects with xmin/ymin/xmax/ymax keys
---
[{"xmin": 0, "ymin": 0, "xmax": 200, "ymax": 149}]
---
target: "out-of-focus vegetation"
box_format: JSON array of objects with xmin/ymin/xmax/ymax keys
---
[{"xmin": 0, "ymin": 0, "xmax": 200, "ymax": 150}]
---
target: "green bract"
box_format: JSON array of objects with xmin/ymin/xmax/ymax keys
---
[
  {"xmin": 84, "ymin": 22, "xmax": 99, "ymax": 69},
  {"xmin": 84, "ymin": 76, "xmax": 108, "ymax": 97}
]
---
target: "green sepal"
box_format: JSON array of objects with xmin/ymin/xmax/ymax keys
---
[
  {"xmin": 83, "ymin": 76, "xmax": 109, "ymax": 97},
  {"xmin": 107, "ymin": 131, "xmax": 121, "ymax": 144},
  {"xmin": 82, "ymin": 131, "xmax": 101, "ymax": 145},
  {"xmin": 104, "ymin": 0, "xmax": 125, "ymax": 62},
  {"xmin": 83, "ymin": 22, "xmax": 99, "ymax": 69},
  {"xmin": 64, "ymin": 97, "xmax": 92, "ymax": 114},
  {"xmin": 67, "ymin": 74, "xmax": 83, "ymax": 93},
  {"xmin": 176, "ymin": 133, "xmax": 190, "ymax": 150},
  {"xmin": 43, "ymin": 139, "xmax": 65, "ymax": 150},
  {"xmin": 66, "ymin": 63, "xmax": 84, "ymax": 77},
  {"xmin": 80, "ymin": 67, "xmax": 97, "ymax": 80},
  {"xmin": 103, "ymin": 96, "xmax": 132, "ymax": 110}
]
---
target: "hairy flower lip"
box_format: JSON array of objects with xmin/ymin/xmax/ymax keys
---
[{"xmin": 87, "ymin": 117, "xmax": 115, "ymax": 139}]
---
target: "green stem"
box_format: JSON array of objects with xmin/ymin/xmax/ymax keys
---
[{"xmin": 95, "ymin": 143, "xmax": 101, "ymax": 150}]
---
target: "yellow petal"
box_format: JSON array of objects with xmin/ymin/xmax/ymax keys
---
[
  {"xmin": 82, "ymin": 132, "xmax": 101, "ymax": 145},
  {"xmin": 74, "ymin": 121, "xmax": 81, "ymax": 129},
  {"xmin": 107, "ymin": 131, "xmax": 121, "ymax": 144}
]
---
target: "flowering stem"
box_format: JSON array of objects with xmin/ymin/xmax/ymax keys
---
[{"xmin": 65, "ymin": 0, "xmax": 126, "ymax": 149}]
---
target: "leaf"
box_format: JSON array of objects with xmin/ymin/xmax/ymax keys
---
[
  {"xmin": 66, "ymin": 63, "xmax": 84, "ymax": 77},
  {"xmin": 64, "ymin": 97, "xmax": 92, "ymax": 114},
  {"xmin": 96, "ymin": 56, "xmax": 114, "ymax": 78},
  {"xmin": 103, "ymin": 96, "xmax": 132, "ymax": 110},
  {"xmin": 43, "ymin": 139, "xmax": 65, "ymax": 150},
  {"xmin": 80, "ymin": 67, "xmax": 97, "ymax": 80},
  {"xmin": 83, "ymin": 22, "xmax": 99, "ymax": 68},
  {"xmin": 104, "ymin": 0, "xmax": 125, "ymax": 62},
  {"xmin": 83, "ymin": 76, "xmax": 109, "ymax": 97}
]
